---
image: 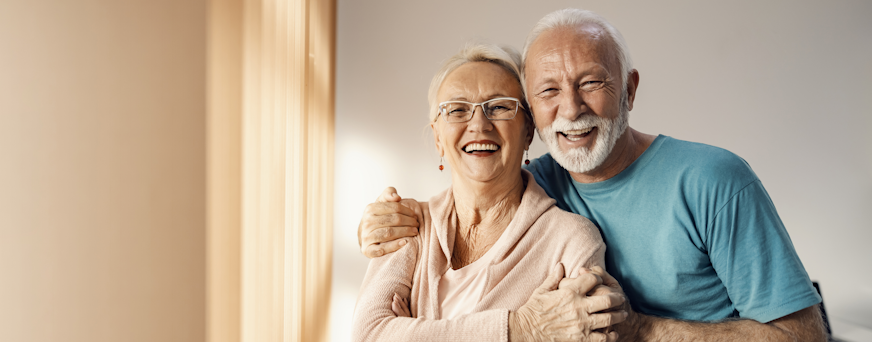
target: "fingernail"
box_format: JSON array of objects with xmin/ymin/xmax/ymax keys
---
[
  {"xmin": 623, "ymin": 311, "xmax": 628, "ymax": 317},
  {"xmin": 399, "ymin": 239, "xmax": 407, "ymax": 246}
]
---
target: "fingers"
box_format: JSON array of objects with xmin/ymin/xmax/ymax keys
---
[
  {"xmin": 569, "ymin": 266, "xmax": 590, "ymax": 279},
  {"xmin": 587, "ymin": 310, "xmax": 628, "ymax": 330},
  {"xmin": 391, "ymin": 293, "xmax": 411, "ymax": 317},
  {"xmin": 589, "ymin": 266, "xmax": 621, "ymax": 289},
  {"xmin": 588, "ymin": 331, "xmax": 618, "ymax": 342},
  {"xmin": 359, "ymin": 200, "xmax": 420, "ymax": 255},
  {"xmin": 587, "ymin": 284, "xmax": 616, "ymax": 297},
  {"xmin": 391, "ymin": 293, "xmax": 403, "ymax": 316},
  {"xmin": 585, "ymin": 293, "xmax": 626, "ymax": 314},
  {"xmin": 557, "ymin": 272, "xmax": 602, "ymax": 295},
  {"xmin": 586, "ymin": 331, "xmax": 619, "ymax": 342},
  {"xmin": 377, "ymin": 187, "xmax": 401, "ymax": 202},
  {"xmin": 537, "ymin": 263, "xmax": 565, "ymax": 293},
  {"xmin": 359, "ymin": 199, "xmax": 418, "ymax": 251},
  {"xmin": 363, "ymin": 237, "xmax": 411, "ymax": 258},
  {"xmin": 364, "ymin": 201, "xmax": 418, "ymax": 220},
  {"xmin": 361, "ymin": 225, "xmax": 418, "ymax": 247}
]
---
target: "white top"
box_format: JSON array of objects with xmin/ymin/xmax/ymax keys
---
[{"xmin": 437, "ymin": 228, "xmax": 511, "ymax": 319}]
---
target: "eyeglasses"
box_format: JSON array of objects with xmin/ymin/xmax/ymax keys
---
[{"xmin": 437, "ymin": 97, "xmax": 523, "ymax": 123}]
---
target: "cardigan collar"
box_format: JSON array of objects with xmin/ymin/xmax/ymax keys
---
[{"xmin": 428, "ymin": 169, "xmax": 558, "ymax": 270}]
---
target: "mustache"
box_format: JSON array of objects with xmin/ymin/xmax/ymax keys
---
[{"xmin": 541, "ymin": 115, "xmax": 609, "ymax": 133}]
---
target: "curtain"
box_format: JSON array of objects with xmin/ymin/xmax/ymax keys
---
[{"xmin": 208, "ymin": 0, "xmax": 335, "ymax": 341}]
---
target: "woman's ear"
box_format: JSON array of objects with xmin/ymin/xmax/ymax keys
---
[
  {"xmin": 430, "ymin": 121, "xmax": 444, "ymax": 157},
  {"xmin": 524, "ymin": 114, "xmax": 535, "ymax": 148}
]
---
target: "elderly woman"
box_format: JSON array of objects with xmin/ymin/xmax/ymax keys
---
[{"xmin": 351, "ymin": 43, "xmax": 626, "ymax": 342}]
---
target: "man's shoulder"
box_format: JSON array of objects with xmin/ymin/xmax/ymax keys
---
[
  {"xmin": 525, "ymin": 152, "xmax": 560, "ymax": 174},
  {"xmin": 656, "ymin": 136, "xmax": 758, "ymax": 185},
  {"xmin": 523, "ymin": 153, "xmax": 569, "ymax": 196}
]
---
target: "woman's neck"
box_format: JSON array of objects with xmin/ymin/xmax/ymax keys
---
[{"xmin": 449, "ymin": 171, "xmax": 526, "ymax": 269}]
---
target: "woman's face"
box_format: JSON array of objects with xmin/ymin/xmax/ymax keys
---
[{"xmin": 431, "ymin": 62, "xmax": 534, "ymax": 185}]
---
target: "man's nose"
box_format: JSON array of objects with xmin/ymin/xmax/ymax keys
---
[
  {"xmin": 467, "ymin": 105, "xmax": 494, "ymax": 132},
  {"xmin": 557, "ymin": 89, "xmax": 585, "ymax": 121}
]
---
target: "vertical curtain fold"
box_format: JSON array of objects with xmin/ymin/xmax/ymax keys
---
[{"xmin": 235, "ymin": 0, "xmax": 335, "ymax": 341}]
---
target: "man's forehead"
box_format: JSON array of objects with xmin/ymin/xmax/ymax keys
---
[{"xmin": 527, "ymin": 25, "xmax": 617, "ymax": 76}]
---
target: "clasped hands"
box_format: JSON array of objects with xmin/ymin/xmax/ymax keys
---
[{"xmin": 360, "ymin": 188, "xmax": 630, "ymax": 342}]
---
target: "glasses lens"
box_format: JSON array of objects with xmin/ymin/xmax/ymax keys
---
[
  {"xmin": 442, "ymin": 102, "xmax": 473, "ymax": 122},
  {"xmin": 484, "ymin": 99, "xmax": 518, "ymax": 120}
]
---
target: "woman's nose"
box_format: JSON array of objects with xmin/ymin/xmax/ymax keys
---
[{"xmin": 466, "ymin": 105, "xmax": 493, "ymax": 132}]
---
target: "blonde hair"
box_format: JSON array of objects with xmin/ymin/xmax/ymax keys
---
[{"xmin": 427, "ymin": 43, "xmax": 527, "ymax": 123}]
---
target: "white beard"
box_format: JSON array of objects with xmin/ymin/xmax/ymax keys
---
[{"xmin": 538, "ymin": 93, "xmax": 630, "ymax": 174}]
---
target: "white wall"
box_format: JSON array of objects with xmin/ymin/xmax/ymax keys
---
[{"xmin": 333, "ymin": 0, "xmax": 872, "ymax": 340}]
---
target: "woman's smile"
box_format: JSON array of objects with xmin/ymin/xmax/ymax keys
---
[
  {"xmin": 461, "ymin": 140, "xmax": 501, "ymax": 156},
  {"xmin": 431, "ymin": 61, "xmax": 532, "ymax": 184}
]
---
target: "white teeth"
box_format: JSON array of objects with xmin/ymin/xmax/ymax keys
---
[
  {"xmin": 561, "ymin": 127, "xmax": 593, "ymax": 135},
  {"xmin": 561, "ymin": 127, "xmax": 594, "ymax": 142},
  {"xmin": 463, "ymin": 143, "xmax": 499, "ymax": 153}
]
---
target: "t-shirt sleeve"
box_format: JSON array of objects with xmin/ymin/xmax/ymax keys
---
[{"xmin": 705, "ymin": 180, "xmax": 821, "ymax": 323}]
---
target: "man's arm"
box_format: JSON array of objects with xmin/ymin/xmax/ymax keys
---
[
  {"xmin": 588, "ymin": 268, "xmax": 827, "ymax": 342},
  {"xmin": 620, "ymin": 305, "xmax": 826, "ymax": 342}
]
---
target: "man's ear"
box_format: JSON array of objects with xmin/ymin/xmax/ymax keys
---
[
  {"xmin": 626, "ymin": 69, "xmax": 640, "ymax": 111},
  {"xmin": 430, "ymin": 121, "xmax": 444, "ymax": 157}
]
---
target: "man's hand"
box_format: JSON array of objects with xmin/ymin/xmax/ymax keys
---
[
  {"xmin": 509, "ymin": 264, "xmax": 627, "ymax": 342},
  {"xmin": 582, "ymin": 267, "xmax": 827, "ymax": 342},
  {"xmin": 358, "ymin": 187, "xmax": 422, "ymax": 258}
]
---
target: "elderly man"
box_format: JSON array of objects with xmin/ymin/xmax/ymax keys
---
[{"xmin": 358, "ymin": 8, "xmax": 826, "ymax": 341}]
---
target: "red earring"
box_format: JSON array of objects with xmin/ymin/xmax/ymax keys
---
[
  {"xmin": 439, "ymin": 157, "xmax": 444, "ymax": 171},
  {"xmin": 524, "ymin": 150, "xmax": 530, "ymax": 165}
]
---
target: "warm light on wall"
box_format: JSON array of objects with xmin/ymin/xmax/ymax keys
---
[{"xmin": 207, "ymin": 0, "xmax": 335, "ymax": 341}]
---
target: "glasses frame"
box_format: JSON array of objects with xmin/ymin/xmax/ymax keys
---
[{"xmin": 436, "ymin": 97, "xmax": 525, "ymax": 123}]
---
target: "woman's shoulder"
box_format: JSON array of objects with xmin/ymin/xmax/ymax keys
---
[{"xmin": 537, "ymin": 207, "xmax": 602, "ymax": 242}]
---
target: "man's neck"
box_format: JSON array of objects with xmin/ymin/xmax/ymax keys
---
[{"xmin": 569, "ymin": 127, "xmax": 657, "ymax": 184}]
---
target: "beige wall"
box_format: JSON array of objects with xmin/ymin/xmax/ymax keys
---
[
  {"xmin": 333, "ymin": 0, "xmax": 872, "ymax": 340},
  {"xmin": 0, "ymin": 1, "xmax": 207, "ymax": 341}
]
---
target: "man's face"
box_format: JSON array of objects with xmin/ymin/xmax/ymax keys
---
[{"xmin": 525, "ymin": 25, "xmax": 629, "ymax": 174}]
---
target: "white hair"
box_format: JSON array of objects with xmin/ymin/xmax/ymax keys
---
[
  {"xmin": 521, "ymin": 8, "xmax": 634, "ymax": 92},
  {"xmin": 427, "ymin": 43, "xmax": 528, "ymax": 123}
]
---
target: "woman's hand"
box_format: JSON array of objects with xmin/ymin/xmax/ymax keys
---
[
  {"xmin": 358, "ymin": 187, "xmax": 423, "ymax": 258},
  {"xmin": 509, "ymin": 264, "xmax": 627, "ymax": 342},
  {"xmin": 391, "ymin": 293, "xmax": 411, "ymax": 317}
]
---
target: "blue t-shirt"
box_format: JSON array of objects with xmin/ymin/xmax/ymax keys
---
[{"xmin": 525, "ymin": 135, "xmax": 821, "ymax": 323}]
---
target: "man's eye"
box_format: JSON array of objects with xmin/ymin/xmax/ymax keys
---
[
  {"xmin": 581, "ymin": 81, "xmax": 604, "ymax": 90},
  {"xmin": 538, "ymin": 88, "xmax": 558, "ymax": 96}
]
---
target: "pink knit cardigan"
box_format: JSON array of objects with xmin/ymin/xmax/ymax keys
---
[{"xmin": 352, "ymin": 170, "xmax": 606, "ymax": 341}]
